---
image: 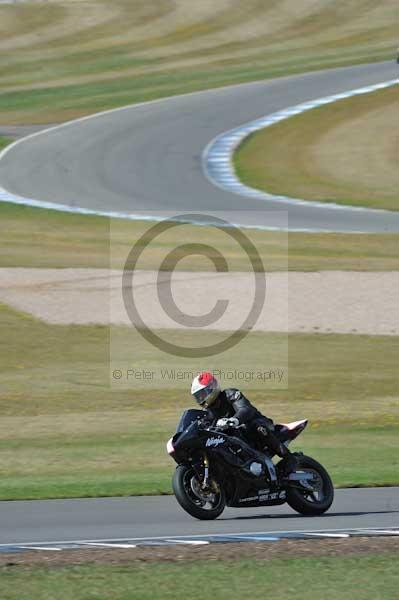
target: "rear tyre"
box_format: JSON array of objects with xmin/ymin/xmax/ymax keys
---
[
  {"xmin": 286, "ymin": 455, "xmax": 334, "ymax": 516},
  {"xmin": 172, "ymin": 464, "xmax": 226, "ymax": 520}
]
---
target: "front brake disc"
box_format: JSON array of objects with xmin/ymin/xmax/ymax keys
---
[{"xmin": 190, "ymin": 477, "xmax": 216, "ymax": 503}]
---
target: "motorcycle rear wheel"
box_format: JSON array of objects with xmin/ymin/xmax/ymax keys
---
[
  {"xmin": 286, "ymin": 455, "xmax": 334, "ymax": 516},
  {"xmin": 172, "ymin": 464, "xmax": 226, "ymax": 520}
]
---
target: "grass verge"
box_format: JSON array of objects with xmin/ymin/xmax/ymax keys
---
[
  {"xmin": 1, "ymin": 555, "xmax": 399, "ymax": 599},
  {"xmin": 0, "ymin": 136, "xmax": 12, "ymax": 151},
  {"xmin": 1, "ymin": 202, "xmax": 399, "ymax": 270},
  {"xmin": 235, "ymin": 84, "xmax": 399, "ymax": 210},
  {"xmin": 0, "ymin": 0, "xmax": 397, "ymax": 124},
  {"xmin": 0, "ymin": 302, "xmax": 398, "ymax": 499}
]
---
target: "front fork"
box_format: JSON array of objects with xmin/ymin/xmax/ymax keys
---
[
  {"xmin": 197, "ymin": 452, "xmax": 220, "ymax": 494},
  {"xmin": 190, "ymin": 452, "xmax": 210, "ymax": 488},
  {"xmin": 202, "ymin": 453, "xmax": 210, "ymax": 488}
]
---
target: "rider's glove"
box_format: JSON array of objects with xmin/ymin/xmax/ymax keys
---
[{"xmin": 216, "ymin": 417, "xmax": 240, "ymax": 429}]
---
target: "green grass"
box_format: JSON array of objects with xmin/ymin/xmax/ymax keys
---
[
  {"xmin": 2, "ymin": 555, "xmax": 399, "ymax": 600},
  {"xmin": 0, "ymin": 54, "xmax": 391, "ymax": 125},
  {"xmin": 0, "ymin": 136, "xmax": 12, "ymax": 151},
  {"xmin": 0, "ymin": 1, "xmax": 397, "ymax": 124},
  {"xmin": 1, "ymin": 425, "xmax": 397, "ymax": 500},
  {"xmin": 0, "ymin": 302, "xmax": 398, "ymax": 499},
  {"xmin": 235, "ymin": 84, "xmax": 399, "ymax": 210},
  {"xmin": 2, "ymin": 202, "xmax": 399, "ymax": 270}
]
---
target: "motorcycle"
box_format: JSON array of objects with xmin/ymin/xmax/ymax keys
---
[{"xmin": 166, "ymin": 409, "xmax": 334, "ymax": 520}]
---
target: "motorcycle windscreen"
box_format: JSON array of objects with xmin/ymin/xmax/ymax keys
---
[{"xmin": 176, "ymin": 409, "xmax": 204, "ymax": 433}]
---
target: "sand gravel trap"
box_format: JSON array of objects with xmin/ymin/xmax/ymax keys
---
[{"xmin": 0, "ymin": 268, "xmax": 398, "ymax": 335}]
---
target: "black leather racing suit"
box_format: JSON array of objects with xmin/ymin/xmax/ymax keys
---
[{"xmin": 203, "ymin": 388, "xmax": 289, "ymax": 459}]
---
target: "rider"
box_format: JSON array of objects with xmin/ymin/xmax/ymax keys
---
[{"xmin": 191, "ymin": 372, "xmax": 297, "ymax": 473}]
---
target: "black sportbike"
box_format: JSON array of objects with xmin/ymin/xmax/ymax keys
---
[{"xmin": 167, "ymin": 409, "xmax": 334, "ymax": 520}]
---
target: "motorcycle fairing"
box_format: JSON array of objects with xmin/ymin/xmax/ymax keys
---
[
  {"xmin": 280, "ymin": 419, "xmax": 308, "ymax": 431},
  {"xmin": 170, "ymin": 420, "xmax": 285, "ymax": 507},
  {"xmin": 277, "ymin": 419, "xmax": 308, "ymax": 443},
  {"xmin": 176, "ymin": 409, "xmax": 204, "ymax": 433}
]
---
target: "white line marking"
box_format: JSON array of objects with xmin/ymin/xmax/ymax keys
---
[
  {"xmin": 203, "ymin": 78, "xmax": 399, "ymax": 216},
  {"xmin": 165, "ymin": 540, "xmax": 210, "ymax": 545},
  {"xmin": 228, "ymin": 536, "xmax": 280, "ymax": 541},
  {"xmin": 82, "ymin": 542, "xmax": 137, "ymax": 549},
  {"xmin": 302, "ymin": 533, "xmax": 350, "ymax": 538},
  {"xmin": 4, "ymin": 526, "xmax": 399, "ymax": 548}
]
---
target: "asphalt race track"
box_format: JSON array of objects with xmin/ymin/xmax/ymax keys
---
[
  {"xmin": 1, "ymin": 487, "xmax": 399, "ymax": 546},
  {"xmin": 1, "ymin": 61, "xmax": 399, "ymax": 232}
]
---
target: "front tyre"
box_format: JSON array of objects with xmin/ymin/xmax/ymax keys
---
[
  {"xmin": 172, "ymin": 464, "xmax": 226, "ymax": 520},
  {"xmin": 286, "ymin": 455, "xmax": 334, "ymax": 516}
]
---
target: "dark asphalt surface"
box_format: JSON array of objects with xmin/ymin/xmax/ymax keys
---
[
  {"xmin": 1, "ymin": 488, "xmax": 398, "ymax": 545},
  {"xmin": 1, "ymin": 61, "xmax": 399, "ymax": 232}
]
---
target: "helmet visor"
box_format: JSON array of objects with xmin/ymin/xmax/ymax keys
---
[{"xmin": 193, "ymin": 383, "xmax": 215, "ymax": 406}]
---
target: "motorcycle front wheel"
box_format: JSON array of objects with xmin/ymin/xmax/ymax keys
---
[
  {"xmin": 172, "ymin": 464, "xmax": 226, "ymax": 520},
  {"xmin": 286, "ymin": 455, "xmax": 334, "ymax": 516}
]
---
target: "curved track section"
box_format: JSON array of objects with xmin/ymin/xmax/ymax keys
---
[
  {"xmin": 1, "ymin": 488, "xmax": 399, "ymax": 545},
  {"xmin": 1, "ymin": 62, "xmax": 399, "ymax": 232},
  {"xmin": 204, "ymin": 78, "xmax": 399, "ymax": 214}
]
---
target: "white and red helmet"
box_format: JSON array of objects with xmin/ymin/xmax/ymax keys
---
[{"xmin": 191, "ymin": 372, "xmax": 220, "ymax": 407}]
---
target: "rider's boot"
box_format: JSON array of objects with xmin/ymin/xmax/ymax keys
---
[{"xmin": 258, "ymin": 425, "xmax": 298, "ymax": 475}]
